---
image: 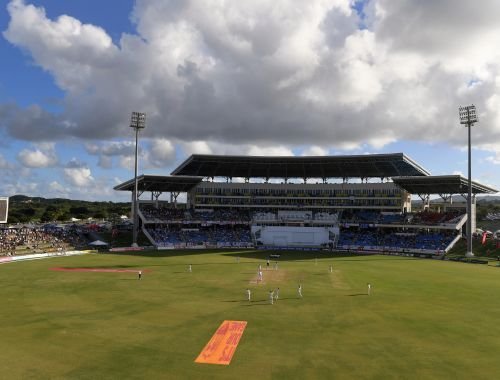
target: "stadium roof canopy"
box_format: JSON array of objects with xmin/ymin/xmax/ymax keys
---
[
  {"xmin": 171, "ymin": 153, "xmax": 431, "ymax": 179},
  {"xmin": 114, "ymin": 175, "xmax": 203, "ymax": 193},
  {"xmin": 392, "ymin": 175, "xmax": 498, "ymax": 195}
]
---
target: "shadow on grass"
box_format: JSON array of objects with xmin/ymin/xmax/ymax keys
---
[
  {"xmin": 105, "ymin": 249, "xmax": 258, "ymax": 259},
  {"xmin": 103, "ymin": 248, "xmax": 417, "ymax": 265},
  {"xmin": 221, "ymin": 251, "xmax": 417, "ymax": 263},
  {"xmin": 241, "ymin": 303, "xmax": 270, "ymax": 307},
  {"xmin": 57, "ymin": 265, "xmax": 141, "ymax": 269},
  {"xmin": 346, "ymin": 293, "xmax": 368, "ymax": 296},
  {"xmin": 241, "ymin": 297, "xmax": 300, "ymax": 305}
]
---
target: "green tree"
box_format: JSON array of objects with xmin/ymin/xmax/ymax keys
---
[
  {"xmin": 20, "ymin": 207, "xmax": 36, "ymax": 217},
  {"xmin": 93, "ymin": 210, "xmax": 107, "ymax": 219},
  {"xmin": 70, "ymin": 206, "xmax": 89, "ymax": 215}
]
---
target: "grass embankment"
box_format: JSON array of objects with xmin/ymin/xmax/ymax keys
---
[{"xmin": 447, "ymin": 238, "xmax": 500, "ymax": 260}]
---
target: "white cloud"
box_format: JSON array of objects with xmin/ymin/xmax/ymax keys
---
[
  {"xmin": 17, "ymin": 143, "xmax": 58, "ymax": 168},
  {"xmin": 485, "ymin": 153, "xmax": 500, "ymax": 165},
  {"xmin": 0, "ymin": 153, "xmax": 13, "ymax": 169},
  {"xmin": 63, "ymin": 159, "xmax": 94, "ymax": 187},
  {"xmin": 3, "ymin": 181, "xmax": 38, "ymax": 196},
  {"xmin": 4, "ymin": 0, "xmax": 117, "ymax": 93},
  {"xmin": 48, "ymin": 181, "xmax": 70, "ymax": 197},
  {"xmin": 147, "ymin": 138, "xmax": 176, "ymax": 167},
  {"xmin": 301, "ymin": 146, "xmax": 329, "ymax": 156},
  {"xmin": 119, "ymin": 155, "xmax": 134, "ymax": 171},
  {"xmin": 181, "ymin": 141, "xmax": 213, "ymax": 156},
  {"xmin": 1, "ymin": 0, "xmax": 500, "ymax": 195},
  {"xmin": 85, "ymin": 141, "xmax": 134, "ymax": 156},
  {"xmin": 246, "ymin": 145, "xmax": 294, "ymax": 156}
]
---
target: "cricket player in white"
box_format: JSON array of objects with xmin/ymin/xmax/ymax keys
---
[
  {"xmin": 298, "ymin": 284, "xmax": 303, "ymax": 298},
  {"xmin": 329, "ymin": 265, "xmax": 333, "ymax": 273},
  {"xmin": 188, "ymin": 264, "xmax": 192, "ymax": 272},
  {"xmin": 269, "ymin": 290, "xmax": 274, "ymax": 305},
  {"xmin": 247, "ymin": 288, "xmax": 251, "ymax": 301},
  {"xmin": 275, "ymin": 287, "xmax": 280, "ymax": 300},
  {"xmin": 367, "ymin": 283, "xmax": 371, "ymax": 295}
]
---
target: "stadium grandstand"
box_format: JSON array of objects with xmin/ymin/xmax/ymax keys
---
[{"xmin": 114, "ymin": 153, "xmax": 497, "ymax": 254}]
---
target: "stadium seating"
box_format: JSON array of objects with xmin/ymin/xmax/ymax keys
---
[
  {"xmin": 0, "ymin": 225, "xmax": 88, "ymax": 256},
  {"xmin": 139, "ymin": 202, "xmax": 462, "ymax": 253}
]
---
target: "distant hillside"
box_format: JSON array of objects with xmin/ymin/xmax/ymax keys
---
[{"xmin": 6, "ymin": 195, "xmax": 131, "ymax": 224}]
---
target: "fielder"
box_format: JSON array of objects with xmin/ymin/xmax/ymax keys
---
[
  {"xmin": 298, "ymin": 284, "xmax": 303, "ymax": 298},
  {"xmin": 246, "ymin": 288, "xmax": 251, "ymax": 301},
  {"xmin": 269, "ymin": 290, "xmax": 274, "ymax": 305},
  {"xmin": 367, "ymin": 283, "xmax": 372, "ymax": 295}
]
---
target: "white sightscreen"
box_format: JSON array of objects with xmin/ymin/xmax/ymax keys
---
[{"xmin": 0, "ymin": 197, "xmax": 8, "ymax": 223}]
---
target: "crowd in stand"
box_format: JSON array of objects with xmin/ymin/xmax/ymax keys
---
[
  {"xmin": 409, "ymin": 211, "xmax": 463, "ymax": 225},
  {"xmin": 140, "ymin": 206, "xmax": 186, "ymax": 221},
  {"xmin": 0, "ymin": 205, "xmax": 468, "ymax": 255},
  {"xmin": 341, "ymin": 210, "xmax": 464, "ymax": 226},
  {"xmin": 139, "ymin": 205, "xmax": 463, "ymax": 251},
  {"xmin": 140, "ymin": 206, "xmax": 251, "ymax": 223},
  {"xmin": 337, "ymin": 229, "xmax": 456, "ymax": 251},
  {"xmin": 0, "ymin": 226, "xmax": 87, "ymax": 256},
  {"xmin": 142, "ymin": 205, "xmax": 340, "ymax": 223},
  {"xmin": 146, "ymin": 225, "xmax": 251, "ymax": 247}
]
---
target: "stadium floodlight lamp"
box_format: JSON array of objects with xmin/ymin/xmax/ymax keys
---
[
  {"xmin": 130, "ymin": 112, "xmax": 146, "ymax": 129},
  {"xmin": 130, "ymin": 111, "xmax": 146, "ymax": 247},
  {"xmin": 459, "ymin": 104, "xmax": 477, "ymax": 258},
  {"xmin": 459, "ymin": 105, "xmax": 478, "ymax": 125}
]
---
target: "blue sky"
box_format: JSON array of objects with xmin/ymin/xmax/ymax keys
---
[{"xmin": 1, "ymin": 0, "xmax": 499, "ymax": 201}]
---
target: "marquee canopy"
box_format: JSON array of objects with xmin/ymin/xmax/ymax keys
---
[
  {"xmin": 113, "ymin": 175, "xmax": 203, "ymax": 193},
  {"xmin": 171, "ymin": 153, "xmax": 431, "ymax": 179},
  {"xmin": 392, "ymin": 175, "xmax": 498, "ymax": 195}
]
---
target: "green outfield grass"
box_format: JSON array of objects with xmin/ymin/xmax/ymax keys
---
[{"xmin": 2, "ymin": 250, "xmax": 500, "ymax": 379}]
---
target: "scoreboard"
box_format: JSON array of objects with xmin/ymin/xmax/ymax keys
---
[{"xmin": 0, "ymin": 197, "xmax": 8, "ymax": 223}]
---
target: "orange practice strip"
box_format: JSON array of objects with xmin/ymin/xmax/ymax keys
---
[{"xmin": 195, "ymin": 320, "xmax": 247, "ymax": 365}]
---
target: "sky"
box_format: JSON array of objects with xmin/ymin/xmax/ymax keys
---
[{"xmin": 0, "ymin": 0, "xmax": 499, "ymax": 202}]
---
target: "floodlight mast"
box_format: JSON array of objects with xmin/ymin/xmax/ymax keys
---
[
  {"xmin": 459, "ymin": 105, "xmax": 478, "ymax": 257},
  {"xmin": 130, "ymin": 112, "xmax": 146, "ymax": 247}
]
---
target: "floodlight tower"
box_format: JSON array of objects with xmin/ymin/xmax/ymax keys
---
[
  {"xmin": 130, "ymin": 111, "xmax": 146, "ymax": 247},
  {"xmin": 459, "ymin": 104, "xmax": 478, "ymax": 257}
]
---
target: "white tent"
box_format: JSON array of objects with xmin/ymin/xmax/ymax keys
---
[{"xmin": 89, "ymin": 240, "xmax": 109, "ymax": 246}]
